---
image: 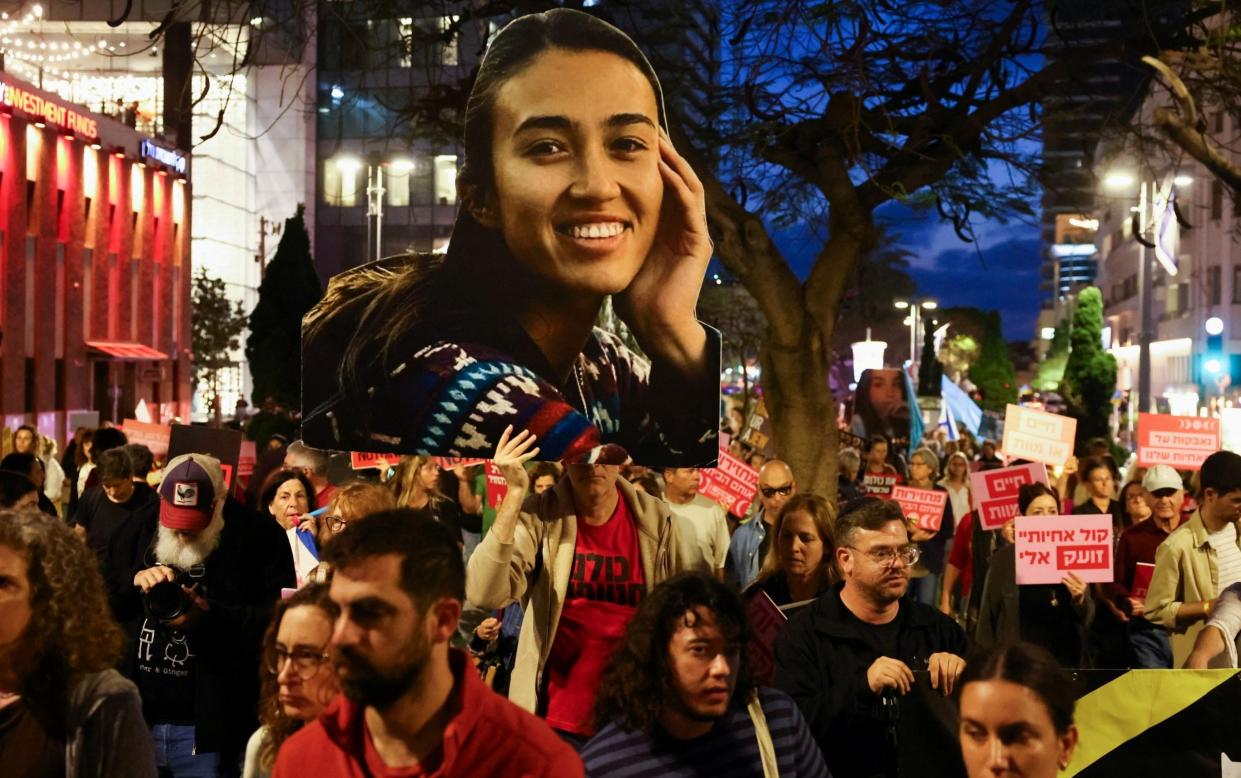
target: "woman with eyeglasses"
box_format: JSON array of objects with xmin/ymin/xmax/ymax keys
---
[
  {"xmin": 976, "ymin": 483, "xmax": 1094, "ymax": 668},
  {"xmin": 745, "ymin": 493, "xmax": 838, "ymax": 607},
  {"xmin": 242, "ymin": 583, "xmax": 341, "ymax": 778},
  {"xmin": 298, "ymin": 482, "xmax": 398, "ymax": 584}
]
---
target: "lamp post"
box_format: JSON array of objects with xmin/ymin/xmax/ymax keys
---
[
  {"xmin": 1102, "ymin": 170, "xmax": 1191, "ymax": 416},
  {"xmin": 894, "ymin": 298, "xmax": 938, "ymax": 365}
]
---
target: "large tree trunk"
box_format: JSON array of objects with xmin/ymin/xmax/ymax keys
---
[{"xmin": 701, "ymin": 165, "xmax": 876, "ymax": 497}]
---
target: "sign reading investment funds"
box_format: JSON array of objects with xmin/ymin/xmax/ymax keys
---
[
  {"xmin": 698, "ymin": 449, "xmax": 760, "ymax": 516},
  {"xmin": 1001, "ymin": 404, "xmax": 1076, "ymax": 466},
  {"xmin": 970, "ymin": 462, "xmax": 1049, "ymax": 530},
  {"xmin": 889, "ymin": 485, "xmax": 948, "ymax": 532},
  {"xmin": 1014, "ymin": 514, "xmax": 1114, "ymax": 585},
  {"xmin": 1137, "ymin": 413, "xmax": 1220, "ymax": 471}
]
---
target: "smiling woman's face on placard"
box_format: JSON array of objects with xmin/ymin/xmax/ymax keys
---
[{"xmin": 484, "ymin": 48, "xmax": 663, "ymax": 299}]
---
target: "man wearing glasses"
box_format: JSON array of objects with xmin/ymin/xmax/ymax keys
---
[
  {"xmin": 724, "ymin": 459, "xmax": 796, "ymax": 590},
  {"xmin": 772, "ymin": 497, "xmax": 966, "ymax": 778}
]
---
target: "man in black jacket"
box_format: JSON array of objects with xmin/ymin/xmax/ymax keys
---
[
  {"xmin": 773, "ymin": 497, "xmax": 967, "ymax": 778},
  {"xmin": 110, "ymin": 453, "xmax": 294, "ymax": 776}
]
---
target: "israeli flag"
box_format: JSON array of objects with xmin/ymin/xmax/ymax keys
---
[
  {"xmin": 287, "ymin": 523, "xmax": 320, "ymax": 587},
  {"xmin": 939, "ymin": 400, "xmax": 961, "ymax": 442}
]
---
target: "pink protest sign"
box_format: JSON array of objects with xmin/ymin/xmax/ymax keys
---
[
  {"xmin": 970, "ymin": 463, "xmax": 1049, "ymax": 530},
  {"xmin": 120, "ymin": 419, "xmax": 171, "ymax": 457},
  {"xmin": 1014, "ymin": 514, "xmax": 1114, "ymax": 585},
  {"xmin": 238, "ymin": 441, "xmax": 256, "ymax": 477},
  {"xmin": 1137, "ymin": 413, "xmax": 1220, "ymax": 470},
  {"xmin": 698, "ymin": 450, "xmax": 759, "ymax": 516},
  {"xmin": 890, "ymin": 486, "xmax": 948, "ymax": 532},
  {"xmin": 1001, "ymin": 404, "xmax": 1076, "ymax": 466}
]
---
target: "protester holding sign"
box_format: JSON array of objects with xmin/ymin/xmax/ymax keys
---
[
  {"xmin": 773, "ymin": 498, "xmax": 966, "ymax": 778},
  {"xmin": 1099, "ymin": 466, "xmax": 1182, "ymax": 668},
  {"xmin": 976, "ymin": 484, "xmax": 1093, "ymax": 668},
  {"xmin": 746, "ymin": 494, "xmax": 838, "ymax": 607},
  {"xmin": 1145, "ymin": 450, "xmax": 1241, "ymax": 666},
  {"xmin": 466, "ymin": 427, "xmax": 710, "ymax": 743},
  {"xmin": 859, "ymin": 435, "xmax": 904, "ymax": 497},
  {"xmin": 905, "ymin": 448, "xmax": 955, "ymax": 608}
]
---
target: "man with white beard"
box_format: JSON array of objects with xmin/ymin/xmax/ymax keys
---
[{"xmin": 109, "ymin": 453, "xmax": 294, "ymax": 777}]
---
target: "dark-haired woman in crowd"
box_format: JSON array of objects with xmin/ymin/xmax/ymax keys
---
[
  {"xmin": 958, "ymin": 641, "xmax": 1078, "ymax": 778},
  {"xmin": 746, "ymin": 493, "xmax": 838, "ymax": 607},
  {"xmin": 0, "ymin": 508, "xmax": 156, "ymax": 776},
  {"xmin": 242, "ymin": 584, "xmax": 341, "ymax": 778},
  {"xmin": 1, "ymin": 453, "xmax": 57, "ymax": 516},
  {"xmin": 976, "ymin": 483, "xmax": 1094, "ymax": 667}
]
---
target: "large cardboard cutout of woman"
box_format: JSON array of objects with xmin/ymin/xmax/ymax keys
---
[{"xmin": 301, "ymin": 10, "xmax": 720, "ymax": 466}]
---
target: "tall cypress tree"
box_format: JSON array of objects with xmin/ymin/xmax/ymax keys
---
[
  {"xmin": 968, "ymin": 311, "xmax": 1018, "ymax": 411},
  {"xmin": 246, "ymin": 205, "xmax": 323, "ymax": 408},
  {"xmin": 1062, "ymin": 287, "xmax": 1117, "ymax": 447}
]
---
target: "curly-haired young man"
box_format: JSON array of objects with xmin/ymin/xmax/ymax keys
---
[
  {"xmin": 581, "ymin": 573, "xmax": 827, "ymax": 777},
  {"xmin": 0, "ymin": 508, "xmax": 156, "ymax": 776}
]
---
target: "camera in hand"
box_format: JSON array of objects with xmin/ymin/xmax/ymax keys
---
[{"xmin": 144, "ymin": 575, "xmax": 191, "ymax": 621}]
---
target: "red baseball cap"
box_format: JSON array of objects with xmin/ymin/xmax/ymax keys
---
[{"xmin": 158, "ymin": 453, "xmax": 222, "ymax": 531}]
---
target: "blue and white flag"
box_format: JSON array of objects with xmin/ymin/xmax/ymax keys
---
[
  {"xmin": 287, "ymin": 523, "xmax": 320, "ymax": 587},
  {"xmin": 938, "ymin": 399, "xmax": 961, "ymax": 442},
  {"xmin": 906, "ymin": 368, "xmax": 924, "ymax": 456}
]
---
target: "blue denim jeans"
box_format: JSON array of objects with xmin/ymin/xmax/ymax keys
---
[
  {"xmin": 1128, "ymin": 617, "xmax": 1173, "ymax": 669},
  {"xmin": 151, "ymin": 723, "xmax": 229, "ymax": 778}
]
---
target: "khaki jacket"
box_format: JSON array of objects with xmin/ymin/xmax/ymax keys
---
[
  {"xmin": 1145, "ymin": 510, "xmax": 1241, "ymax": 665},
  {"xmin": 466, "ymin": 476, "xmax": 710, "ymax": 713}
]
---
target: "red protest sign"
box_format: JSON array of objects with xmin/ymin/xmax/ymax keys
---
[
  {"xmin": 120, "ymin": 419, "xmax": 171, "ymax": 458},
  {"xmin": 1001, "ymin": 404, "xmax": 1076, "ymax": 466},
  {"xmin": 436, "ymin": 457, "xmax": 488, "ymax": 470},
  {"xmin": 1137, "ymin": 413, "xmax": 1220, "ymax": 471},
  {"xmin": 745, "ymin": 590, "xmax": 788, "ymax": 685},
  {"xmin": 1014, "ymin": 514, "xmax": 1114, "ymax": 585},
  {"xmin": 970, "ymin": 463, "xmax": 1049, "ymax": 530},
  {"xmin": 698, "ymin": 450, "xmax": 759, "ymax": 516},
  {"xmin": 239, "ymin": 441, "xmax": 256, "ymax": 477},
  {"xmin": 890, "ymin": 486, "xmax": 948, "ymax": 532},
  {"xmin": 1131, "ymin": 562, "xmax": 1155, "ymax": 601},
  {"xmin": 484, "ymin": 462, "xmax": 508, "ymax": 510},
  {"xmin": 350, "ymin": 452, "xmax": 393, "ymax": 471}
]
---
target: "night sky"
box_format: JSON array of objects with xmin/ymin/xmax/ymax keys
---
[{"xmin": 769, "ymin": 204, "xmax": 1044, "ymax": 343}]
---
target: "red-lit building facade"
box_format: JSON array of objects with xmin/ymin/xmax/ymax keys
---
[{"xmin": 0, "ymin": 74, "xmax": 191, "ymax": 443}]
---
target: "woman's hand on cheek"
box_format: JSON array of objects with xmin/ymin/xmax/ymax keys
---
[{"xmin": 614, "ymin": 133, "xmax": 711, "ymax": 374}]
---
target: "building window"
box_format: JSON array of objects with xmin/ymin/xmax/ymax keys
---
[
  {"xmin": 1213, "ymin": 179, "xmax": 1224, "ymax": 221},
  {"xmin": 323, "ymin": 157, "xmax": 362, "ymax": 208},
  {"xmin": 1233, "ymin": 266, "xmax": 1241, "ymax": 303},
  {"xmin": 399, "ymin": 17, "xmax": 459, "ymax": 67},
  {"xmin": 1209, "ymin": 265, "xmax": 1222, "ymax": 306},
  {"xmin": 434, "ymin": 155, "xmax": 457, "ymax": 205}
]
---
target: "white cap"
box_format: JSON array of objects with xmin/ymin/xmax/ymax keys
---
[{"xmin": 1142, "ymin": 465, "xmax": 1183, "ymax": 493}]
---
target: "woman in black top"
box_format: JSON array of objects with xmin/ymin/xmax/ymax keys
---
[
  {"xmin": 977, "ymin": 483, "xmax": 1094, "ymax": 668},
  {"xmin": 746, "ymin": 493, "xmax": 837, "ymax": 607}
]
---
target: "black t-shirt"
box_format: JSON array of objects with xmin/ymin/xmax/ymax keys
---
[
  {"xmin": 135, "ymin": 616, "xmax": 198, "ymax": 724},
  {"xmin": 844, "ymin": 602, "xmax": 905, "ymax": 661},
  {"xmin": 411, "ymin": 498, "xmax": 466, "ymax": 545},
  {"xmin": 0, "ymin": 699, "xmax": 65, "ymax": 778},
  {"xmin": 72, "ymin": 482, "xmax": 159, "ymax": 561}
]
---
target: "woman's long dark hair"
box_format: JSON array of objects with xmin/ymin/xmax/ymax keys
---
[
  {"xmin": 592, "ymin": 572, "xmax": 754, "ymax": 734},
  {"xmin": 256, "ymin": 584, "xmax": 341, "ymax": 772},
  {"xmin": 302, "ymin": 9, "xmax": 668, "ymax": 430}
]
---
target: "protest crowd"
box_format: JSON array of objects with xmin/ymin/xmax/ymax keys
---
[{"xmin": 1, "ymin": 399, "xmax": 1238, "ymax": 778}]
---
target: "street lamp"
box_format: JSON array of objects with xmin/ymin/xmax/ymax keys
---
[
  {"xmin": 1102, "ymin": 168, "xmax": 1192, "ymax": 416},
  {"xmin": 893, "ymin": 297, "xmax": 938, "ymax": 364}
]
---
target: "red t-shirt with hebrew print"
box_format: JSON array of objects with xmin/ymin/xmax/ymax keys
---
[{"xmin": 544, "ymin": 490, "xmax": 645, "ymax": 736}]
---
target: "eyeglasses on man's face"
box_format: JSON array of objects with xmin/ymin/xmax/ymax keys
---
[
  {"xmin": 847, "ymin": 544, "xmax": 920, "ymax": 568},
  {"xmin": 760, "ymin": 483, "xmax": 793, "ymax": 499},
  {"xmin": 264, "ymin": 644, "xmax": 331, "ymax": 679}
]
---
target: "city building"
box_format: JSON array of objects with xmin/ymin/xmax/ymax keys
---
[
  {"xmin": 0, "ymin": 71, "xmax": 192, "ymax": 440},
  {"xmin": 1093, "ymin": 93, "xmax": 1240, "ymax": 418}
]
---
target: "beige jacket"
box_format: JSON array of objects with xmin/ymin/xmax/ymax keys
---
[
  {"xmin": 466, "ymin": 476, "xmax": 710, "ymax": 713},
  {"xmin": 1145, "ymin": 510, "xmax": 1241, "ymax": 665}
]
